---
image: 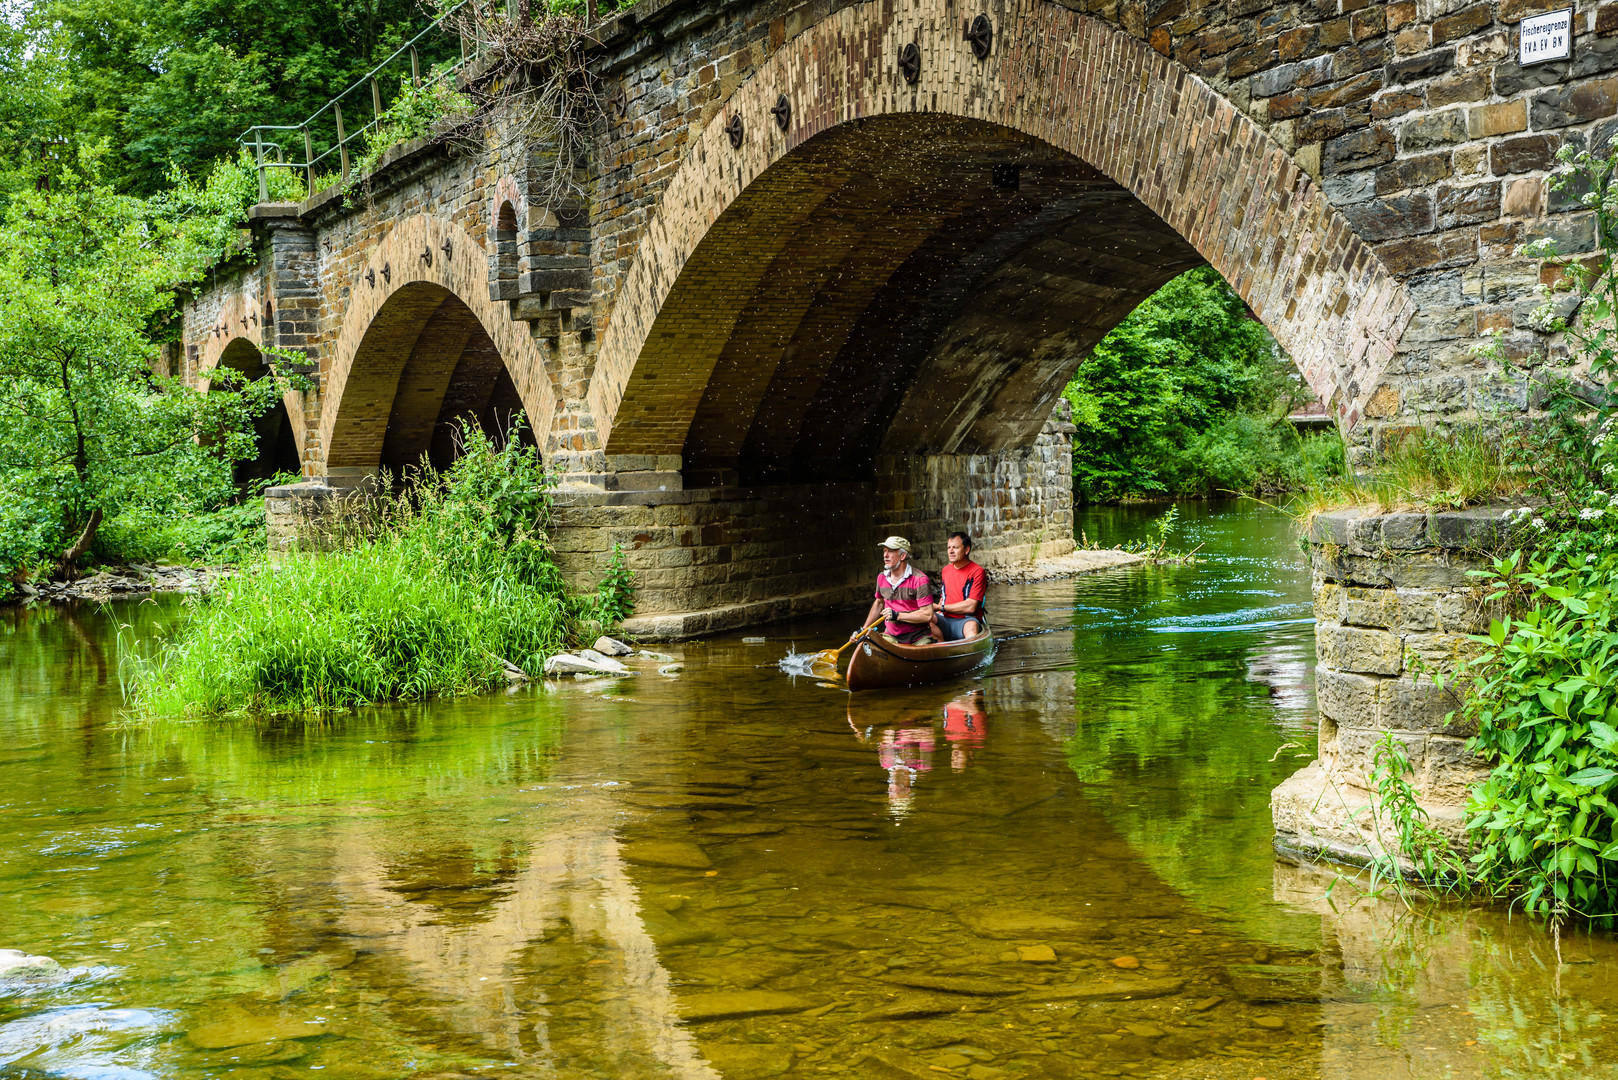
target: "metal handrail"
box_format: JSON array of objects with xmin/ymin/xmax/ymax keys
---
[
  {"xmin": 237, "ymin": 0, "xmax": 473, "ymax": 200},
  {"xmin": 239, "ymin": 0, "xmax": 606, "ymax": 203}
]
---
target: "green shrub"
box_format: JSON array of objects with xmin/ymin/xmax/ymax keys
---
[
  {"xmin": 1460, "ymin": 552, "xmax": 1618, "ymax": 922},
  {"xmin": 133, "ymin": 424, "xmax": 627, "ymax": 716},
  {"xmin": 1064, "ymin": 266, "xmax": 1310, "ymax": 501}
]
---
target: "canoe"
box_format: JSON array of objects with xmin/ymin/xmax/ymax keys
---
[{"xmin": 843, "ymin": 626, "xmax": 994, "ymax": 692}]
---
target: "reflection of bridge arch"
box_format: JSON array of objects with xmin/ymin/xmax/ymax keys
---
[
  {"xmin": 590, "ymin": 0, "xmax": 1414, "ymax": 484},
  {"xmin": 320, "ymin": 214, "xmax": 557, "ymax": 487}
]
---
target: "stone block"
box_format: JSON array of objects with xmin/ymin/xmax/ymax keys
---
[
  {"xmin": 1342, "ymin": 193, "xmax": 1435, "ymax": 239},
  {"xmin": 1343, "ymin": 586, "xmax": 1399, "ymax": 627},
  {"xmin": 1383, "ymin": 675, "xmax": 1470, "ymax": 734},
  {"xmin": 1427, "ymin": 507, "xmax": 1513, "ymax": 550},
  {"xmin": 1395, "ymin": 590, "xmax": 1441, "ymax": 631},
  {"xmin": 1389, "ymin": 49, "xmax": 1455, "ymax": 83},
  {"xmin": 1317, "ymin": 668, "xmax": 1386, "ymax": 724},
  {"xmin": 1490, "ymin": 133, "xmax": 1558, "ymax": 174},
  {"xmin": 1324, "ymin": 126, "xmax": 1396, "ymax": 172},
  {"xmin": 1376, "ymin": 151, "xmax": 1454, "ymax": 194},
  {"xmin": 1468, "ymin": 99, "xmax": 1527, "ymax": 137},
  {"xmin": 1400, "ymin": 109, "xmax": 1469, "ymax": 152},
  {"xmin": 1436, "ymin": 591, "xmax": 1497, "ymax": 633},
  {"xmin": 1381, "ymin": 553, "xmax": 1478, "ymax": 589},
  {"xmin": 1318, "ymin": 625, "xmax": 1405, "ymax": 675},
  {"xmin": 1381, "ymin": 513, "xmax": 1429, "ymax": 549},
  {"xmin": 1531, "ymin": 79, "xmax": 1618, "ymax": 128},
  {"xmin": 1314, "ymin": 581, "xmax": 1344, "ymax": 620}
]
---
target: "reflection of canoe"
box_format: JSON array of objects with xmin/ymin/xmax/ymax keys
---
[{"xmin": 844, "ymin": 628, "xmax": 993, "ymax": 692}]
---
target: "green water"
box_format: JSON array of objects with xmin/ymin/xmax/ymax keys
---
[{"xmin": 3, "ymin": 502, "xmax": 1617, "ymax": 1079}]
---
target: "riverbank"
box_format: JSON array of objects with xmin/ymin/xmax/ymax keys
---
[
  {"xmin": 989, "ymin": 548, "xmax": 1142, "ymax": 584},
  {"xmin": 8, "ymin": 564, "xmax": 231, "ymax": 604}
]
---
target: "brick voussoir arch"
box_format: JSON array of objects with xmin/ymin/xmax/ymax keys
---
[
  {"xmin": 320, "ymin": 213, "xmax": 557, "ymax": 476},
  {"xmin": 589, "ymin": 0, "xmax": 1416, "ymax": 451}
]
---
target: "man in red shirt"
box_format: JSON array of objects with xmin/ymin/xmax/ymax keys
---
[
  {"xmin": 855, "ymin": 536, "xmax": 935, "ymax": 645},
  {"xmin": 932, "ymin": 531, "xmax": 987, "ymax": 642}
]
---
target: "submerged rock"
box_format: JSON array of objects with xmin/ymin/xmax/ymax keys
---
[
  {"xmin": 677, "ymin": 990, "xmax": 816, "ymax": 1023},
  {"xmin": 705, "ymin": 1042, "xmax": 794, "ymax": 1076},
  {"xmin": 620, "ymin": 839, "xmax": 713, "ymax": 870},
  {"xmin": 878, "ymin": 973, "xmax": 1022, "ymax": 997},
  {"xmin": 957, "ymin": 911, "xmax": 1091, "ymax": 938},
  {"xmin": 187, "ymin": 1006, "xmax": 323, "ymax": 1049},
  {"xmin": 1024, "ymin": 976, "xmax": 1186, "ymax": 1002},
  {"xmin": 0, "ymin": 950, "xmax": 61, "ymax": 977},
  {"xmin": 592, "ymin": 635, "xmax": 634, "ymax": 656},
  {"xmin": 1224, "ymin": 964, "xmax": 1319, "ymax": 1003}
]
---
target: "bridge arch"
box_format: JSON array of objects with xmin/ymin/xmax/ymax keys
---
[
  {"xmin": 590, "ymin": 0, "xmax": 1415, "ymax": 481},
  {"xmin": 320, "ymin": 214, "xmax": 557, "ymax": 487}
]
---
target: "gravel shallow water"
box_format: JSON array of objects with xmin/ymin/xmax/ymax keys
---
[{"xmin": 3, "ymin": 501, "xmax": 1617, "ymax": 1080}]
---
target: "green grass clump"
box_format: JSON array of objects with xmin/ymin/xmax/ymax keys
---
[
  {"xmin": 1294, "ymin": 424, "xmax": 1530, "ymax": 524},
  {"xmin": 132, "ymin": 423, "xmax": 629, "ymax": 717}
]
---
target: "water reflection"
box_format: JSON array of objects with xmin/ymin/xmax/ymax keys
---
[
  {"xmin": 2, "ymin": 504, "xmax": 1618, "ymax": 1078},
  {"xmin": 848, "ymin": 690, "xmax": 988, "ymax": 813}
]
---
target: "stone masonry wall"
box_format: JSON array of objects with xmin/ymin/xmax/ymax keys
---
[
  {"xmin": 584, "ymin": 0, "xmax": 1618, "ymax": 462},
  {"xmin": 547, "ymin": 410, "xmax": 1077, "ymax": 639},
  {"xmin": 1272, "ymin": 506, "xmax": 1514, "ymax": 869}
]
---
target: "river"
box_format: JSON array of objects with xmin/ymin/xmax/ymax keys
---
[{"xmin": 2, "ymin": 501, "xmax": 1616, "ymax": 1079}]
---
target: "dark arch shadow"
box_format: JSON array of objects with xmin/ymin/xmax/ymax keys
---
[
  {"xmin": 335, "ymin": 282, "xmax": 537, "ymax": 480},
  {"xmin": 214, "ymin": 338, "xmax": 301, "ymax": 487},
  {"xmin": 611, "ymin": 114, "xmax": 1207, "ymax": 487}
]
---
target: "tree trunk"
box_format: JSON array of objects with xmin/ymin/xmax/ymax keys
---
[{"xmin": 54, "ymin": 507, "xmax": 102, "ymax": 579}]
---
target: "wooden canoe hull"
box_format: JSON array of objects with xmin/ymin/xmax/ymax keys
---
[{"xmin": 844, "ymin": 629, "xmax": 994, "ymax": 692}]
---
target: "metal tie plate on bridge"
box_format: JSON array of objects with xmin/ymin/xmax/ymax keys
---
[
  {"xmin": 964, "ymin": 15, "xmax": 993, "ymax": 60},
  {"xmin": 899, "ymin": 42, "xmax": 921, "ymax": 84},
  {"xmin": 421, "ymin": 244, "xmax": 433, "ymax": 267},
  {"xmin": 441, "ymin": 239, "xmax": 454, "ymax": 261},
  {"xmin": 725, "ymin": 114, "xmax": 744, "ymax": 149},
  {"xmin": 771, "ymin": 95, "xmax": 792, "ymax": 131}
]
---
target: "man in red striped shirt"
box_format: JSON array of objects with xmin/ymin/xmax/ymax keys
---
[
  {"xmin": 855, "ymin": 536, "xmax": 936, "ymax": 645},
  {"xmin": 931, "ymin": 531, "xmax": 987, "ymax": 642}
]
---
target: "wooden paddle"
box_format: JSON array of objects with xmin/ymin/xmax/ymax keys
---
[{"xmin": 807, "ymin": 613, "xmax": 887, "ymax": 671}]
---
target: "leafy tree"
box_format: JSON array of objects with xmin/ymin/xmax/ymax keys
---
[
  {"xmin": 34, "ymin": 0, "xmax": 453, "ymax": 193},
  {"xmin": 1064, "ymin": 266, "xmax": 1310, "ymax": 501},
  {"xmin": 0, "ymin": 148, "xmax": 284, "ymax": 576}
]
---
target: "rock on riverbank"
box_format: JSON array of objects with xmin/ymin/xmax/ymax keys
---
[{"xmin": 8, "ymin": 564, "xmax": 230, "ymax": 605}]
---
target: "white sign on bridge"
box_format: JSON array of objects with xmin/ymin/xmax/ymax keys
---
[{"xmin": 1520, "ymin": 8, "xmax": 1574, "ymax": 65}]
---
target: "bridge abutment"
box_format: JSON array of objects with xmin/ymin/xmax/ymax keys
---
[{"xmin": 550, "ymin": 406, "xmax": 1078, "ymax": 640}]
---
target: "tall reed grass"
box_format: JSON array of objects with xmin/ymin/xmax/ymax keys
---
[{"xmin": 131, "ymin": 424, "xmax": 627, "ymax": 717}]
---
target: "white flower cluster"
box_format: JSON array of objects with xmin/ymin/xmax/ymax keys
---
[
  {"xmin": 1503, "ymin": 506, "xmax": 1535, "ymax": 522},
  {"xmin": 1581, "ymin": 507, "xmax": 1605, "ymax": 521}
]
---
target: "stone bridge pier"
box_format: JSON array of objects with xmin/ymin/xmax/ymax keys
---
[{"xmin": 186, "ymin": 0, "xmax": 1598, "ymax": 636}]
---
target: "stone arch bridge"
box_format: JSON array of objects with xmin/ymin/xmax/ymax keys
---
[{"xmin": 185, "ymin": 0, "xmax": 1595, "ymax": 636}]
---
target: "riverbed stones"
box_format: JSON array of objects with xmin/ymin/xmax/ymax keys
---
[
  {"xmin": 592, "ymin": 635, "xmax": 634, "ymax": 656},
  {"xmin": 1017, "ymin": 945, "xmax": 1057, "ymax": 962}
]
